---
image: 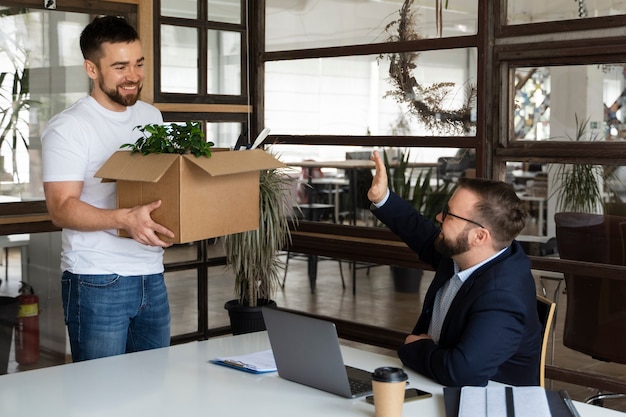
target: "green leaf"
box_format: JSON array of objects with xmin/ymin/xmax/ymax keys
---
[{"xmin": 121, "ymin": 121, "xmax": 213, "ymax": 157}]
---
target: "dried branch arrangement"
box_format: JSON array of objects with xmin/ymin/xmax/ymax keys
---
[{"xmin": 380, "ymin": 0, "xmax": 476, "ymax": 134}]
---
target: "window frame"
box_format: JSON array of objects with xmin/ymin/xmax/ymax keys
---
[{"xmin": 153, "ymin": 0, "xmax": 249, "ymax": 106}]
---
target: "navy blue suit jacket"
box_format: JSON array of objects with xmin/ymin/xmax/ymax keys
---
[{"xmin": 372, "ymin": 192, "xmax": 541, "ymax": 387}]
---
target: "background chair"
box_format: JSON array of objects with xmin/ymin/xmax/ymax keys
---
[
  {"xmin": 281, "ymin": 169, "xmax": 344, "ymax": 292},
  {"xmin": 536, "ymin": 294, "xmax": 556, "ymax": 387},
  {"xmin": 342, "ymin": 151, "xmax": 375, "ymax": 226},
  {"xmin": 296, "ymin": 161, "xmax": 336, "ymax": 222},
  {"xmin": 436, "ymin": 149, "xmax": 476, "ymax": 183},
  {"xmin": 555, "ymin": 212, "xmax": 626, "ymax": 404}
]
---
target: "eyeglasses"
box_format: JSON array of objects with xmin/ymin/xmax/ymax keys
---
[{"xmin": 441, "ymin": 205, "xmax": 485, "ymax": 229}]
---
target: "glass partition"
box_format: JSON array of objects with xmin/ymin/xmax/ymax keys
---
[
  {"xmin": 206, "ymin": 121, "xmax": 244, "ymax": 148},
  {"xmin": 266, "ymin": 0, "xmax": 478, "ymax": 51},
  {"xmin": 161, "ymin": 0, "xmax": 198, "ymax": 19},
  {"xmin": 166, "ymin": 269, "xmax": 199, "ymax": 336},
  {"xmin": 265, "ymin": 49, "xmax": 477, "ymax": 137},
  {"xmin": 513, "ymin": 63, "xmax": 626, "ymax": 142},
  {"xmin": 208, "ymin": 261, "xmax": 233, "ymax": 330},
  {"xmin": 267, "ymin": 144, "xmax": 472, "ymax": 226},
  {"xmin": 504, "ymin": 160, "xmax": 626, "ymax": 240},
  {"xmin": 160, "ymin": 24, "xmax": 199, "ymax": 94},
  {"xmin": 207, "ymin": 29, "xmax": 241, "ymax": 95},
  {"xmin": 0, "ymin": 8, "xmax": 90, "ymax": 200},
  {"xmin": 160, "ymin": 20, "xmax": 242, "ymax": 96},
  {"xmin": 208, "ymin": 0, "xmax": 240, "ymax": 24},
  {"xmin": 507, "ymin": 0, "xmax": 626, "ymax": 25}
]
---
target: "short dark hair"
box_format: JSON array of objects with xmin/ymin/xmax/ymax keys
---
[
  {"xmin": 458, "ymin": 177, "xmax": 527, "ymax": 247},
  {"xmin": 79, "ymin": 15, "xmax": 139, "ymax": 62}
]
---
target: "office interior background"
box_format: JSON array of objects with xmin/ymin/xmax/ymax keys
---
[{"xmin": 1, "ymin": 0, "xmax": 626, "ymax": 411}]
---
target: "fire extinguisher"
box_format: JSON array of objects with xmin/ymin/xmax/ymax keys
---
[{"xmin": 14, "ymin": 282, "xmax": 40, "ymax": 365}]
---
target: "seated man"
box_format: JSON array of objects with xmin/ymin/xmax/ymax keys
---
[{"xmin": 367, "ymin": 150, "xmax": 541, "ymax": 387}]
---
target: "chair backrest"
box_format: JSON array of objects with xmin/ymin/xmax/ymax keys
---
[
  {"xmin": 345, "ymin": 152, "xmax": 374, "ymax": 210},
  {"xmin": 536, "ymin": 294, "xmax": 556, "ymax": 387},
  {"xmin": 554, "ymin": 212, "xmax": 626, "ymax": 364}
]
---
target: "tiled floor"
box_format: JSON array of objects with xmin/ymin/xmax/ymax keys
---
[{"xmin": 2, "ymin": 243, "xmax": 626, "ymax": 413}]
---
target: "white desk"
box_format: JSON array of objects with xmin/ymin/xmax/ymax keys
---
[{"xmin": 0, "ymin": 332, "xmax": 622, "ymax": 417}]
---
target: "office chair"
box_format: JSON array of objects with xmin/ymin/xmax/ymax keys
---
[
  {"xmin": 536, "ymin": 294, "xmax": 556, "ymax": 387},
  {"xmin": 555, "ymin": 212, "xmax": 626, "ymax": 405},
  {"xmin": 295, "ymin": 161, "xmax": 337, "ymax": 222},
  {"xmin": 436, "ymin": 149, "xmax": 476, "ymax": 183}
]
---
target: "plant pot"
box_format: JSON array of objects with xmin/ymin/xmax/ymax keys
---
[
  {"xmin": 224, "ymin": 299, "xmax": 277, "ymax": 335},
  {"xmin": 390, "ymin": 266, "xmax": 423, "ymax": 293}
]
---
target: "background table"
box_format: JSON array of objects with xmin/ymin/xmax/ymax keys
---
[
  {"xmin": 288, "ymin": 159, "xmax": 440, "ymax": 225},
  {"xmin": 0, "ymin": 331, "xmax": 622, "ymax": 417}
]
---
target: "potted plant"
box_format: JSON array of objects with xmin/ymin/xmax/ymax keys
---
[
  {"xmin": 549, "ymin": 115, "xmax": 608, "ymax": 214},
  {"xmin": 0, "ymin": 65, "xmax": 37, "ymax": 186},
  {"xmin": 223, "ymin": 163, "xmax": 295, "ymax": 334},
  {"xmin": 383, "ymin": 149, "xmax": 455, "ymax": 292}
]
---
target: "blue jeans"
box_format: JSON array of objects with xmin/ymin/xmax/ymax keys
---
[{"xmin": 61, "ymin": 271, "xmax": 171, "ymax": 362}]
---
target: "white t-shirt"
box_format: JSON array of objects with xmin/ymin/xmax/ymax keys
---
[{"xmin": 42, "ymin": 96, "xmax": 165, "ymax": 275}]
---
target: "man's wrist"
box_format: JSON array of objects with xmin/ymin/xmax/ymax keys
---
[{"xmin": 373, "ymin": 189, "xmax": 390, "ymax": 208}]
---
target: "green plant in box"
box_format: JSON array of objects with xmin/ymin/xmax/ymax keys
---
[{"xmin": 122, "ymin": 121, "xmax": 214, "ymax": 157}]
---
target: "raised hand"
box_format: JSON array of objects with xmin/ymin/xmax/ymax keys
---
[{"xmin": 367, "ymin": 150, "xmax": 389, "ymax": 204}]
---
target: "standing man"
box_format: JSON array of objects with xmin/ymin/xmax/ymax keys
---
[
  {"xmin": 368, "ymin": 150, "xmax": 541, "ymax": 387},
  {"xmin": 42, "ymin": 16, "xmax": 175, "ymax": 362}
]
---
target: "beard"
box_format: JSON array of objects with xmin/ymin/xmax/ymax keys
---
[
  {"xmin": 98, "ymin": 79, "xmax": 142, "ymax": 107},
  {"xmin": 434, "ymin": 227, "xmax": 471, "ymax": 258}
]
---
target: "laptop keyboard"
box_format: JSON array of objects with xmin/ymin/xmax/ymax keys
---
[
  {"xmin": 346, "ymin": 365, "xmax": 373, "ymax": 395},
  {"xmin": 349, "ymin": 378, "xmax": 373, "ymax": 395}
]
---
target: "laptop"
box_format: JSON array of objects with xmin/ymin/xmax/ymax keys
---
[{"xmin": 261, "ymin": 307, "xmax": 373, "ymax": 398}]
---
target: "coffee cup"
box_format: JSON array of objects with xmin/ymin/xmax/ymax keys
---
[{"xmin": 371, "ymin": 366, "xmax": 408, "ymax": 417}]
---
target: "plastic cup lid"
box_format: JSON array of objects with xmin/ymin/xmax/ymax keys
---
[{"xmin": 371, "ymin": 366, "xmax": 408, "ymax": 382}]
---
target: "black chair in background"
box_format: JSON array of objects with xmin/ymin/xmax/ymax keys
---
[
  {"xmin": 295, "ymin": 162, "xmax": 336, "ymax": 222},
  {"xmin": 437, "ymin": 149, "xmax": 476, "ymax": 183},
  {"xmin": 342, "ymin": 151, "xmax": 375, "ymax": 226},
  {"xmin": 555, "ymin": 212, "xmax": 626, "ymax": 405}
]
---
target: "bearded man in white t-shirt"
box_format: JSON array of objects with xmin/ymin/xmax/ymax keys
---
[{"xmin": 42, "ymin": 15, "xmax": 175, "ymax": 362}]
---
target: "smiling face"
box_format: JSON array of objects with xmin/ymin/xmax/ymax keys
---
[
  {"xmin": 84, "ymin": 40, "xmax": 145, "ymax": 111},
  {"xmin": 434, "ymin": 187, "xmax": 482, "ymax": 258}
]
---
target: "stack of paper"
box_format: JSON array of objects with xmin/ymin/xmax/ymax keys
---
[{"xmin": 210, "ymin": 349, "xmax": 277, "ymax": 374}]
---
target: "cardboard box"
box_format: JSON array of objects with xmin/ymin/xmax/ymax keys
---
[{"xmin": 95, "ymin": 149, "xmax": 286, "ymax": 244}]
